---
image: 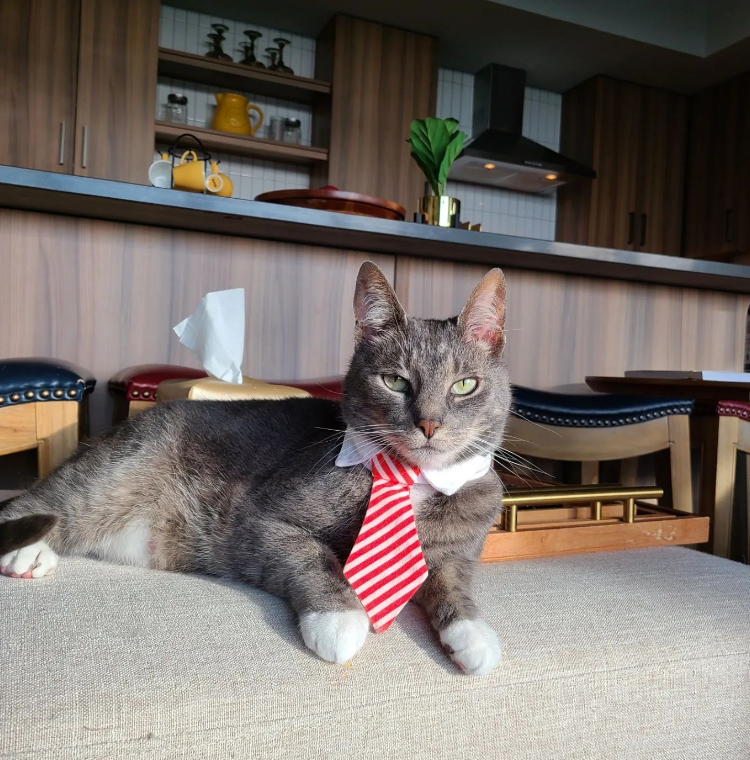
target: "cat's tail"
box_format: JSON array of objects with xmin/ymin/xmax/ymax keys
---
[{"xmin": 0, "ymin": 512, "xmax": 59, "ymax": 555}]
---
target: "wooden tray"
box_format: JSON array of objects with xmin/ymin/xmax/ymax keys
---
[
  {"xmin": 480, "ymin": 484, "xmax": 709, "ymax": 562},
  {"xmin": 254, "ymin": 188, "xmax": 406, "ymax": 220}
]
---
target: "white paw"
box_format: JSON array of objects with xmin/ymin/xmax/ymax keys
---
[
  {"xmin": 440, "ymin": 618, "xmax": 502, "ymax": 676},
  {"xmin": 0, "ymin": 541, "xmax": 59, "ymax": 579},
  {"xmin": 299, "ymin": 609, "xmax": 370, "ymax": 665}
]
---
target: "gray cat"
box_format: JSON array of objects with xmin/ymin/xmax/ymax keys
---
[{"xmin": 0, "ymin": 262, "xmax": 510, "ymax": 675}]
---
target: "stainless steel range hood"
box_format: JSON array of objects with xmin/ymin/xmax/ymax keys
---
[{"xmin": 450, "ymin": 64, "xmax": 595, "ymax": 195}]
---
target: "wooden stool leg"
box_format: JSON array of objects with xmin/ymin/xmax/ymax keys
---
[
  {"xmin": 619, "ymin": 457, "xmax": 639, "ymax": 486},
  {"xmin": 667, "ymin": 414, "xmax": 694, "ymax": 516},
  {"xmin": 35, "ymin": 401, "xmax": 79, "ymax": 478},
  {"xmin": 713, "ymin": 415, "xmax": 739, "ymax": 559},
  {"xmin": 581, "ymin": 461, "xmax": 599, "ymax": 484},
  {"xmin": 128, "ymin": 400, "xmax": 154, "ymax": 418}
]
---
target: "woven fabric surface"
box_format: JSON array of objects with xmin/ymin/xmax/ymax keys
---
[{"xmin": 2, "ymin": 547, "xmax": 749, "ymax": 760}]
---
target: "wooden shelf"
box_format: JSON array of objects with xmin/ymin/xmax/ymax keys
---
[
  {"xmin": 157, "ymin": 48, "xmax": 330, "ymax": 105},
  {"xmin": 154, "ymin": 122, "xmax": 328, "ymax": 166}
]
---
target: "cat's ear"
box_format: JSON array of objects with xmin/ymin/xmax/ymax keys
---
[
  {"xmin": 353, "ymin": 261, "xmax": 406, "ymax": 343},
  {"xmin": 458, "ymin": 268, "xmax": 507, "ymax": 353}
]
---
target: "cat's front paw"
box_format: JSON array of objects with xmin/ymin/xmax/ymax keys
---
[
  {"xmin": 440, "ymin": 618, "xmax": 501, "ymax": 676},
  {"xmin": 299, "ymin": 609, "xmax": 370, "ymax": 665},
  {"xmin": 0, "ymin": 540, "xmax": 59, "ymax": 579}
]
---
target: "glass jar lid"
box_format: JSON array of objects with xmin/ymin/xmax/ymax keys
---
[
  {"xmin": 168, "ymin": 93, "xmax": 188, "ymax": 105},
  {"xmin": 283, "ymin": 118, "xmax": 301, "ymax": 127}
]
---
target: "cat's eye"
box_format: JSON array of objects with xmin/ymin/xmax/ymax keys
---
[
  {"xmin": 382, "ymin": 374, "xmax": 409, "ymax": 392},
  {"xmin": 451, "ymin": 378, "xmax": 478, "ymax": 396}
]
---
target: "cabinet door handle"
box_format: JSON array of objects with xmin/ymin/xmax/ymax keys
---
[
  {"xmin": 640, "ymin": 214, "xmax": 647, "ymax": 247},
  {"xmin": 81, "ymin": 125, "xmax": 89, "ymax": 169},
  {"xmin": 725, "ymin": 209, "xmax": 734, "ymax": 243},
  {"xmin": 627, "ymin": 212, "xmax": 635, "ymax": 244},
  {"xmin": 58, "ymin": 121, "xmax": 66, "ymax": 165}
]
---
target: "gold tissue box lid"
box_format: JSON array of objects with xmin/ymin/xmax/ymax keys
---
[{"xmin": 156, "ymin": 376, "xmax": 312, "ymax": 402}]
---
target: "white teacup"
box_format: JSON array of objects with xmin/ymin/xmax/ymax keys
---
[{"xmin": 148, "ymin": 153, "xmax": 172, "ymax": 188}]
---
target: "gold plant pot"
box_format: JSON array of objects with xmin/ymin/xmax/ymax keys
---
[{"xmin": 418, "ymin": 196, "xmax": 461, "ymax": 227}]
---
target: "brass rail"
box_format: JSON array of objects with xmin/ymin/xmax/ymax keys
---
[{"xmin": 501, "ymin": 485, "xmax": 664, "ymax": 532}]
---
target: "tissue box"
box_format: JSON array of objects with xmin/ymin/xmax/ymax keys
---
[{"xmin": 156, "ymin": 376, "xmax": 312, "ymax": 402}]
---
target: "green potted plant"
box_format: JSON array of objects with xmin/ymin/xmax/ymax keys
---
[{"xmin": 408, "ymin": 117, "xmax": 467, "ymax": 227}]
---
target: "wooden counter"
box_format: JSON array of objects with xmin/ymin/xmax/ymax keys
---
[
  {"xmin": 0, "ymin": 166, "xmax": 748, "ymax": 432},
  {"xmin": 2, "ymin": 166, "xmax": 750, "ymax": 294}
]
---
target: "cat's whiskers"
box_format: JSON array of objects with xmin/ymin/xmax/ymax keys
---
[
  {"xmin": 461, "ymin": 431, "xmax": 551, "ymax": 482},
  {"xmin": 295, "ymin": 430, "xmax": 345, "ymax": 453},
  {"xmin": 508, "ymin": 410, "xmax": 563, "ymax": 438},
  {"xmin": 467, "ymin": 432, "xmax": 549, "ymax": 474}
]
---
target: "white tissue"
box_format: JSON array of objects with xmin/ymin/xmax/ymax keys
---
[{"xmin": 173, "ymin": 289, "xmax": 245, "ymax": 384}]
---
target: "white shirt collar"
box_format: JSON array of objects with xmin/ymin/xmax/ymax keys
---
[{"xmin": 335, "ymin": 426, "xmax": 492, "ymax": 496}]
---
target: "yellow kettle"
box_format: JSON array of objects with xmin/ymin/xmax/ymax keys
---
[{"xmin": 212, "ymin": 93, "xmax": 264, "ymax": 136}]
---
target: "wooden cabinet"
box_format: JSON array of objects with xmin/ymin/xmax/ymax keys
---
[
  {"xmin": 74, "ymin": 0, "xmax": 159, "ymax": 183},
  {"xmin": 0, "ymin": 0, "xmax": 157, "ymax": 183},
  {"xmin": 637, "ymin": 87, "xmax": 688, "ymax": 254},
  {"xmin": 684, "ymin": 73, "xmax": 750, "ymax": 259},
  {"xmin": 314, "ymin": 16, "xmax": 437, "ymax": 216},
  {"xmin": 0, "ymin": 0, "xmax": 80, "ymax": 173},
  {"xmin": 556, "ymin": 76, "xmax": 687, "ymax": 255}
]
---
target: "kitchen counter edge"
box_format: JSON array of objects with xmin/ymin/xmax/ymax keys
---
[{"xmin": 1, "ymin": 166, "xmax": 749, "ymax": 295}]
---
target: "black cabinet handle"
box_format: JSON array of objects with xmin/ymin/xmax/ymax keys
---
[
  {"xmin": 627, "ymin": 212, "xmax": 635, "ymax": 244},
  {"xmin": 640, "ymin": 214, "xmax": 647, "ymax": 247},
  {"xmin": 725, "ymin": 209, "xmax": 734, "ymax": 243}
]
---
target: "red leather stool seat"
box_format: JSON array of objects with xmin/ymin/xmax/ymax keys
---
[
  {"xmin": 109, "ymin": 364, "xmax": 208, "ymax": 424},
  {"xmin": 716, "ymin": 400, "xmax": 750, "ymax": 420},
  {"xmin": 109, "ymin": 364, "xmax": 207, "ymax": 402}
]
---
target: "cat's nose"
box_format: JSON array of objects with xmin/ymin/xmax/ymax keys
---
[{"xmin": 417, "ymin": 420, "xmax": 442, "ymax": 439}]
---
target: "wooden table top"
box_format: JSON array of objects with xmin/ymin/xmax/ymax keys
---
[{"xmin": 586, "ymin": 375, "xmax": 750, "ymax": 402}]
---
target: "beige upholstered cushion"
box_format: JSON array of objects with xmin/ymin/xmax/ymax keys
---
[
  {"xmin": 156, "ymin": 376, "xmax": 311, "ymax": 402},
  {"xmin": 2, "ymin": 548, "xmax": 749, "ymax": 759}
]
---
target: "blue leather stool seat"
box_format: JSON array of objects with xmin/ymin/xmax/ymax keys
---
[
  {"xmin": 0, "ymin": 358, "xmax": 96, "ymax": 408},
  {"xmin": 511, "ymin": 386, "xmax": 694, "ymax": 428}
]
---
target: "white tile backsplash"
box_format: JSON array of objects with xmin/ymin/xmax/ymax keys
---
[
  {"xmin": 158, "ymin": 4, "xmax": 316, "ymax": 200},
  {"xmin": 154, "ymin": 144, "xmax": 311, "ymax": 200},
  {"xmin": 159, "ymin": 5, "xmax": 315, "ymax": 75},
  {"xmin": 156, "ymin": 76, "xmax": 313, "ymax": 146},
  {"xmin": 437, "ymin": 68, "xmax": 562, "ymax": 239}
]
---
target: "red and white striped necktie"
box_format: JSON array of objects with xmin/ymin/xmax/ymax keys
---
[{"xmin": 343, "ymin": 452, "xmax": 429, "ymax": 633}]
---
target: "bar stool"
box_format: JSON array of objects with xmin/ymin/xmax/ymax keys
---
[
  {"xmin": 713, "ymin": 401, "xmax": 750, "ymax": 560},
  {"xmin": 108, "ymin": 364, "xmax": 207, "ymax": 424},
  {"xmin": 506, "ymin": 387, "xmax": 694, "ymax": 513},
  {"xmin": 0, "ymin": 358, "xmax": 95, "ymax": 477}
]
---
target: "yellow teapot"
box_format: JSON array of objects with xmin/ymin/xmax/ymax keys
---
[{"xmin": 212, "ymin": 93, "xmax": 264, "ymax": 136}]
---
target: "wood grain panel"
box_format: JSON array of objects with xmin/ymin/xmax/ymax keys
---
[
  {"xmin": 394, "ymin": 256, "xmax": 748, "ymax": 390},
  {"xmin": 637, "ymin": 87, "xmax": 687, "ymax": 256},
  {"xmin": 0, "ymin": 406, "xmax": 38, "ymax": 458},
  {"xmin": 557, "ymin": 77, "xmax": 687, "ymax": 255},
  {"xmin": 315, "ymin": 16, "xmax": 437, "ymax": 216},
  {"xmin": 0, "ymin": 208, "xmax": 394, "ymax": 431},
  {"xmin": 589, "ymin": 78, "xmax": 642, "ymax": 250},
  {"xmin": 555, "ymin": 78, "xmax": 595, "ymax": 245},
  {"xmin": 481, "ymin": 515, "xmax": 709, "ymax": 563},
  {"xmin": 0, "ymin": 0, "xmax": 79, "ymax": 173},
  {"xmin": 684, "ymin": 72, "xmax": 750, "ymax": 259},
  {"xmin": 74, "ymin": 0, "xmax": 158, "ymax": 183}
]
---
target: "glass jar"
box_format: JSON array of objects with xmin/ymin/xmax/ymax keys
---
[
  {"xmin": 165, "ymin": 93, "xmax": 188, "ymax": 124},
  {"xmin": 282, "ymin": 118, "xmax": 302, "ymax": 144},
  {"xmin": 269, "ymin": 116, "xmax": 284, "ymax": 142}
]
